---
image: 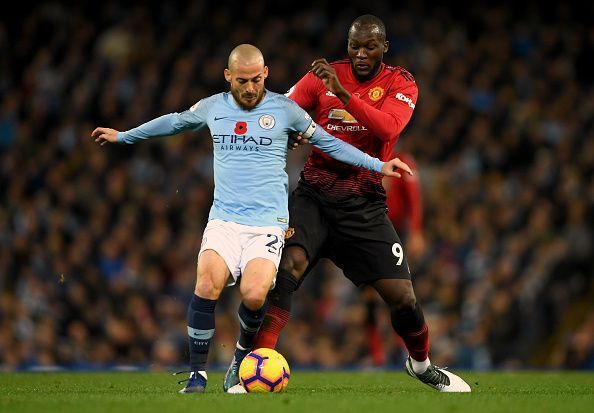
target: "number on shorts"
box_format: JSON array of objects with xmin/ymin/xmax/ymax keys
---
[
  {"xmin": 391, "ymin": 242, "xmax": 404, "ymax": 265},
  {"xmin": 266, "ymin": 234, "xmax": 284, "ymax": 255}
]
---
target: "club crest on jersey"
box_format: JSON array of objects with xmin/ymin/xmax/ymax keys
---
[
  {"xmin": 234, "ymin": 121, "xmax": 247, "ymax": 135},
  {"xmin": 368, "ymin": 87, "xmax": 384, "ymax": 101},
  {"xmin": 258, "ymin": 114, "xmax": 275, "ymax": 129}
]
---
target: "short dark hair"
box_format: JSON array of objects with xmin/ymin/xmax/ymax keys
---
[{"xmin": 349, "ymin": 14, "xmax": 386, "ymax": 41}]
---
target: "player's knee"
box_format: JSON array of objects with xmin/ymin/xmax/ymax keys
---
[
  {"xmin": 390, "ymin": 291, "xmax": 417, "ymax": 313},
  {"xmin": 279, "ymin": 246, "xmax": 308, "ymax": 279},
  {"xmin": 195, "ymin": 274, "xmax": 223, "ymax": 300},
  {"xmin": 241, "ymin": 287, "xmax": 268, "ymax": 310}
]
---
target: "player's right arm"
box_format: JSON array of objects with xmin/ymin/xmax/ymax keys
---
[
  {"xmin": 310, "ymin": 59, "xmax": 418, "ymax": 145},
  {"xmin": 91, "ymin": 96, "xmax": 214, "ymax": 145}
]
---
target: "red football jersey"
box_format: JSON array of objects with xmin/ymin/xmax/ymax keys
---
[{"xmin": 287, "ymin": 59, "xmax": 418, "ymax": 199}]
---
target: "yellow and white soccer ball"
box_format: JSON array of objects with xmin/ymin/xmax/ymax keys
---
[{"xmin": 239, "ymin": 348, "xmax": 290, "ymax": 393}]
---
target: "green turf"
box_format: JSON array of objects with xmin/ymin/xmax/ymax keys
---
[{"xmin": 1, "ymin": 371, "xmax": 593, "ymax": 413}]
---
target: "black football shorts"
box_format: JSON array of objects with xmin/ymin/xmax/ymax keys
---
[{"xmin": 285, "ymin": 181, "xmax": 411, "ymax": 286}]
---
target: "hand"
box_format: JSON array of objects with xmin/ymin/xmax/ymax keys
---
[
  {"xmin": 381, "ymin": 157, "xmax": 413, "ymax": 178},
  {"xmin": 310, "ymin": 59, "xmax": 350, "ymax": 104},
  {"xmin": 288, "ymin": 131, "xmax": 309, "ymax": 150},
  {"xmin": 91, "ymin": 127, "xmax": 119, "ymax": 146}
]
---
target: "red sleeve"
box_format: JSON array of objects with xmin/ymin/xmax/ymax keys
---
[
  {"xmin": 402, "ymin": 173, "xmax": 423, "ymax": 232},
  {"xmin": 285, "ymin": 72, "xmax": 322, "ymax": 112},
  {"xmin": 396, "ymin": 153, "xmax": 423, "ymax": 232},
  {"xmin": 343, "ymin": 78, "xmax": 418, "ymax": 144}
]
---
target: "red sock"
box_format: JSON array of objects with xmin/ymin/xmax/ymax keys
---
[
  {"xmin": 253, "ymin": 305, "xmax": 290, "ymax": 349},
  {"xmin": 401, "ymin": 323, "xmax": 430, "ymax": 361},
  {"xmin": 365, "ymin": 324, "xmax": 386, "ymax": 366}
]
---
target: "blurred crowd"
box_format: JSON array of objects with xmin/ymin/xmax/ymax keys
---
[{"xmin": 0, "ymin": 1, "xmax": 592, "ymax": 371}]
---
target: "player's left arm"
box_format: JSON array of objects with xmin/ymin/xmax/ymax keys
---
[
  {"xmin": 343, "ymin": 78, "xmax": 418, "ymax": 144},
  {"xmin": 310, "ymin": 126, "xmax": 412, "ymax": 178},
  {"xmin": 286, "ymin": 100, "xmax": 411, "ymax": 177}
]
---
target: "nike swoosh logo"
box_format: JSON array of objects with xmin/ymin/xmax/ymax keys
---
[{"xmin": 214, "ymin": 116, "xmax": 229, "ymax": 121}]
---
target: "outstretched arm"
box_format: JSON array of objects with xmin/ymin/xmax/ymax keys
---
[
  {"xmin": 92, "ymin": 113, "xmax": 187, "ymax": 145},
  {"xmin": 309, "ymin": 125, "xmax": 412, "ymax": 178},
  {"xmin": 91, "ymin": 96, "xmax": 213, "ymax": 145}
]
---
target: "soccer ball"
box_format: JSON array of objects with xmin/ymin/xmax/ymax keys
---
[{"xmin": 239, "ymin": 348, "xmax": 290, "ymax": 393}]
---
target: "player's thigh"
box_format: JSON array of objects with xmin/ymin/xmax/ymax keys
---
[
  {"xmin": 333, "ymin": 214, "xmax": 411, "ymax": 286},
  {"xmin": 284, "ymin": 183, "xmax": 329, "ymax": 267},
  {"xmin": 197, "ymin": 219, "xmax": 242, "ymax": 290},
  {"xmin": 240, "ymin": 225, "xmax": 285, "ymax": 275},
  {"xmin": 239, "ymin": 226, "xmax": 285, "ymax": 305},
  {"xmin": 370, "ymin": 278, "xmax": 416, "ymax": 309},
  {"xmin": 196, "ymin": 249, "xmax": 232, "ymax": 297}
]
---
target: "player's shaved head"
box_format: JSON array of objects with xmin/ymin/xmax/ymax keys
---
[
  {"xmin": 225, "ymin": 44, "xmax": 268, "ymax": 110},
  {"xmin": 228, "ymin": 44, "xmax": 265, "ymax": 71},
  {"xmin": 349, "ymin": 14, "xmax": 386, "ymax": 41}
]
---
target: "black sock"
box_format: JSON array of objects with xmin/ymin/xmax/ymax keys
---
[
  {"xmin": 237, "ymin": 301, "xmax": 267, "ymax": 352},
  {"xmin": 187, "ymin": 294, "xmax": 217, "ymax": 372},
  {"xmin": 391, "ymin": 302, "xmax": 425, "ymax": 336},
  {"xmin": 268, "ymin": 269, "xmax": 299, "ymax": 311}
]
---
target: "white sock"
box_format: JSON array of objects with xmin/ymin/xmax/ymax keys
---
[
  {"xmin": 196, "ymin": 370, "xmax": 207, "ymax": 379},
  {"xmin": 411, "ymin": 357, "xmax": 430, "ymax": 374}
]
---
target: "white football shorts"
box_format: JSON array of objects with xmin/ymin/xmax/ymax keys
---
[{"xmin": 198, "ymin": 219, "xmax": 285, "ymax": 286}]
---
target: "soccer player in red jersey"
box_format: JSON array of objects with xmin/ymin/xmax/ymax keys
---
[{"xmin": 251, "ymin": 15, "xmax": 471, "ymax": 392}]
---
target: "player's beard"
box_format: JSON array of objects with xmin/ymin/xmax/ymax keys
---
[
  {"xmin": 231, "ymin": 88, "xmax": 265, "ymax": 110},
  {"xmin": 353, "ymin": 60, "xmax": 382, "ymax": 82}
]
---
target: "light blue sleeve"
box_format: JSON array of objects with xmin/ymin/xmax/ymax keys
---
[
  {"xmin": 117, "ymin": 95, "xmax": 215, "ymax": 144},
  {"xmin": 285, "ymin": 98, "xmax": 384, "ymax": 173}
]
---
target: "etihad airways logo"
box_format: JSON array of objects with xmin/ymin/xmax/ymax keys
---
[
  {"xmin": 395, "ymin": 93, "xmax": 415, "ymax": 109},
  {"xmin": 212, "ymin": 134, "xmax": 272, "ymax": 152}
]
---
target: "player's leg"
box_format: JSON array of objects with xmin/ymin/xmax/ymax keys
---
[
  {"xmin": 179, "ymin": 249, "xmax": 232, "ymax": 394},
  {"xmin": 179, "ymin": 220, "xmax": 239, "ymax": 394},
  {"xmin": 253, "ymin": 246, "xmax": 307, "ymax": 349},
  {"xmin": 371, "ymin": 278, "xmax": 470, "ymax": 392},
  {"xmin": 331, "ymin": 200, "xmax": 470, "ymax": 392},
  {"xmin": 370, "ymin": 278, "xmax": 430, "ymax": 370},
  {"xmin": 223, "ymin": 225, "xmax": 286, "ymax": 393},
  {"xmin": 253, "ymin": 183, "xmax": 328, "ymax": 349}
]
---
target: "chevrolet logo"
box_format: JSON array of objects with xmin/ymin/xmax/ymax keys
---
[{"xmin": 328, "ymin": 109, "xmax": 358, "ymax": 124}]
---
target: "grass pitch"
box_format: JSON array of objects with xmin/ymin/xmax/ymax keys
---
[{"xmin": 1, "ymin": 370, "xmax": 593, "ymax": 413}]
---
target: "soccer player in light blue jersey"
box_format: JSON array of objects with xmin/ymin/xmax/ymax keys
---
[{"xmin": 91, "ymin": 44, "xmax": 412, "ymax": 394}]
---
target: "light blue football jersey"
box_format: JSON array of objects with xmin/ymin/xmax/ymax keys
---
[{"xmin": 118, "ymin": 90, "xmax": 384, "ymax": 229}]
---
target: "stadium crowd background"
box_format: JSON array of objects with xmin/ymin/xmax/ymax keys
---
[{"xmin": 1, "ymin": 0, "xmax": 592, "ymax": 371}]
